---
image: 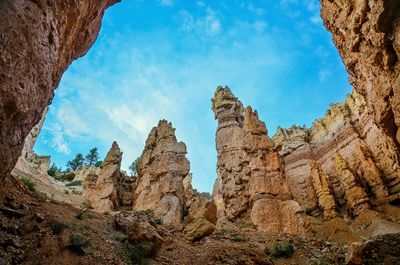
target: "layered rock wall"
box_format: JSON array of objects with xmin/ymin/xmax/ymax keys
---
[{"xmin": 274, "ymin": 91, "xmax": 400, "ymax": 220}]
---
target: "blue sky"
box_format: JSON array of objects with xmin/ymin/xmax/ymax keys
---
[{"xmin": 34, "ymin": 0, "xmax": 351, "ymax": 193}]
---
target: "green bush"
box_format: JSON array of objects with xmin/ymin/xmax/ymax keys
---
[
  {"xmin": 50, "ymin": 221, "xmax": 69, "ymax": 235},
  {"xmin": 21, "ymin": 177, "xmax": 36, "ymax": 192},
  {"xmin": 67, "ymin": 234, "xmax": 91, "ymax": 256},
  {"xmin": 272, "ymin": 242, "xmax": 295, "ymax": 258},
  {"xmin": 66, "ymin": 180, "xmax": 83, "ymax": 187},
  {"xmin": 114, "ymin": 234, "xmax": 129, "ymax": 242},
  {"xmin": 126, "ymin": 243, "xmax": 152, "ymax": 265},
  {"xmin": 75, "ymin": 210, "xmax": 90, "ymax": 220},
  {"xmin": 264, "ymin": 245, "xmax": 271, "ymax": 256},
  {"xmin": 155, "ymin": 218, "xmax": 163, "ymax": 225}
]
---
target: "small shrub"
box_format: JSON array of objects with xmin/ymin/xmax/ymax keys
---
[
  {"xmin": 64, "ymin": 189, "xmax": 69, "ymax": 195},
  {"xmin": 126, "ymin": 243, "xmax": 152, "ymax": 265},
  {"xmin": 21, "ymin": 177, "xmax": 36, "ymax": 192},
  {"xmin": 67, "ymin": 234, "xmax": 91, "ymax": 256},
  {"xmin": 66, "ymin": 180, "xmax": 82, "ymax": 187},
  {"xmin": 114, "ymin": 234, "xmax": 129, "ymax": 242},
  {"xmin": 75, "ymin": 210, "xmax": 90, "ymax": 220},
  {"xmin": 264, "ymin": 245, "xmax": 271, "ymax": 256},
  {"xmin": 155, "ymin": 218, "xmax": 163, "ymax": 225},
  {"xmin": 50, "ymin": 221, "xmax": 69, "ymax": 235},
  {"xmin": 272, "ymin": 242, "xmax": 295, "ymax": 258}
]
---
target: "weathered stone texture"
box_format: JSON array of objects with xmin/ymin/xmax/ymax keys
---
[
  {"xmin": 83, "ymin": 142, "xmax": 122, "ymax": 212},
  {"xmin": 0, "ymin": 0, "xmax": 119, "ymax": 188},
  {"xmin": 132, "ymin": 120, "xmax": 190, "ymax": 229},
  {"xmin": 212, "ymin": 86, "xmax": 291, "ymax": 222},
  {"xmin": 321, "ymin": 0, "xmax": 400, "ymax": 146}
]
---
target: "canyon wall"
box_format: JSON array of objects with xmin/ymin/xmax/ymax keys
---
[
  {"xmin": 320, "ymin": 0, "xmax": 400, "ymax": 147},
  {"xmin": 274, "ymin": 90, "xmax": 400, "ymax": 220},
  {"xmin": 0, "ymin": 0, "xmax": 119, "ymax": 188},
  {"xmin": 212, "ymin": 86, "xmax": 400, "ymax": 236}
]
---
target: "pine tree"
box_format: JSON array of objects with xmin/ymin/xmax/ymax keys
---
[
  {"xmin": 66, "ymin": 153, "xmax": 84, "ymax": 171},
  {"xmin": 129, "ymin": 157, "xmax": 140, "ymax": 176},
  {"xmin": 85, "ymin": 147, "xmax": 99, "ymax": 167}
]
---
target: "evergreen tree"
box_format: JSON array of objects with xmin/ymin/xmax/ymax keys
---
[
  {"xmin": 85, "ymin": 147, "xmax": 99, "ymax": 167},
  {"xmin": 47, "ymin": 163, "xmax": 58, "ymax": 177},
  {"xmin": 129, "ymin": 157, "xmax": 140, "ymax": 176},
  {"xmin": 66, "ymin": 153, "xmax": 84, "ymax": 171}
]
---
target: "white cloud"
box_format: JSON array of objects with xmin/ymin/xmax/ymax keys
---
[
  {"xmin": 179, "ymin": 8, "xmax": 222, "ymax": 36},
  {"xmin": 49, "ymin": 124, "xmax": 70, "ymax": 154}
]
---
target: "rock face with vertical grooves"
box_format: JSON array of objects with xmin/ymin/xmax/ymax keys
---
[
  {"xmin": 0, "ymin": 0, "xmax": 119, "ymax": 190},
  {"xmin": 320, "ymin": 0, "xmax": 400, "ymax": 146},
  {"xmin": 132, "ymin": 120, "xmax": 190, "ymax": 229},
  {"xmin": 211, "ymin": 86, "xmax": 305, "ymax": 234},
  {"xmin": 212, "ymin": 86, "xmax": 400, "ymax": 237}
]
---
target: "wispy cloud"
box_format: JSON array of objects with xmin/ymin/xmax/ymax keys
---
[{"xmin": 35, "ymin": 0, "xmax": 350, "ymax": 192}]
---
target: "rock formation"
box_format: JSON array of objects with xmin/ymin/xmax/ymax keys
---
[
  {"xmin": 11, "ymin": 107, "xmax": 51, "ymax": 185},
  {"xmin": 211, "ymin": 85, "xmax": 400, "ymax": 237},
  {"xmin": 211, "ymin": 86, "xmax": 306, "ymax": 235},
  {"xmin": 183, "ymin": 174, "xmax": 217, "ymax": 241},
  {"xmin": 0, "ymin": 0, "xmax": 119, "ymax": 193},
  {"xmin": 114, "ymin": 211, "xmax": 163, "ymax": 255},
  {"xmin": 274, "ymin": 90, "xmax": 400, "ymax": 221},
  {"xmin": 132, "ymin": 120, "xmax": 190, "ymax": 229},
  {"xmin": 321, "ymin": 0, "xmax": 400, "ymax": 147},
  {"xmin": 83, "ymin": 142, "xmax": 122, "ymax": 212}
]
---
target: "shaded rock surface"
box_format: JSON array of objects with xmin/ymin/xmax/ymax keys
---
[
  {"xmin": 0, "ymin": 0, "xmax": 119, "ymax": 190},
  {"xmin": 183, "ymin": 174, "xmax": 217, "ymax": 241},
  {"xmin": 114, "ymin": 211, "xmax": 163, "ymax": 255}
]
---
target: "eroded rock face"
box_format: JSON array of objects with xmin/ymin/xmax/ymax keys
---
[
  {"xmin": 83, "ymin": 142, "xmax": 122, "ymax": 212},
  {"xmin": 183, "ymin": 174, "xmax": 217, "ymax": 241},
  {"xmin": 0, "ymin": 0, "xmax": 119, "ymax": 188},
  {"xmin": 275, "ymin": 91, "xmax": 400, "ymax": 220},
  {"xmin": 212, "ymin": 86, "xmax": 291, "ymax": 222},
  {"xmin": 114, "ymin": 211, "xmax": 163, "ymax": 256},
  {"xmin": 321, "ymin": 0, "xmax": 400, "ymax": 146},
  {"xmin": 251, "ymin": 198, "xmax": 305, "ymax": 236},
  {"xmin": 132, "ymin": 120, "xmax": 190, "ymax": 229}
]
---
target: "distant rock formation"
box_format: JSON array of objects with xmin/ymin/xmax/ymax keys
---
[
  {"xmin": 84, "ymin": 142, "xmax": 122, "ymax": 212},
  {"xmin": 132, "ymin": 120, "xmax": 190, "ymax": 229}
]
